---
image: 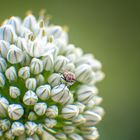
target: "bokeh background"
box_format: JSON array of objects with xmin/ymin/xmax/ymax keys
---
[{"xmin": 0, "ymin": 0, "xmax": 140, "ymax": 139}]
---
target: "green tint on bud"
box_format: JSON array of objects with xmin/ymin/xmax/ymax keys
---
[
  {"xmin": 34, "ymin": 102, "xmax": 47, "ymax": 116},
  {"xmin": 25, "ymin": 121, "xmax": 38, "ymax": 136},
  {"xmin": 7, "ymin": 45, "xmax": 23, "ymax": 64},
  {"xmin": 23, "ymin": 90, "xmax": 38, "ymax": 105},
  {"xmin": 72, "ymin": 115, "xmax": 86, "ymax": 126},
  {"xmin": 54, "ymin": 56, "xmax": 69, "ymax": 72},
  {"xmin": 0, "ymin": 97, "xmax": 9, "ymax": 117},
  {"xmin": 48, "ymin": 73, "xmax": 61, "ymax": 87},
  {"xmin": 61, "ymin": 105, "xmax": 79, "ymax": 120},
  {"xmin": 44, "ymin": 118, "xmax": 57, "ymax": 128},
  {"xmin": 21, "ymin": 51, "xmax": 31, "ymax": 66},
  {"xmin": 51, "ymin": 84, "xmax": 73, "ymax": 105},
  {"xmin": 46, "ymin": 105, "xmax": 58, "ymax": 118},
  {"xmin": 36, "ymin": 85, "xmax": 51, "ymax": 101},
  {"xmin": 9, "ymin": 86, "xmax": 21, "ymax": 99},
  {"xmin": 16, "ymin": 37, "xmax": 26, "ymax": 50},
  {"xmin": 0, "ymin": 58, "xmax": 7, "ymax": 72},
  {"xmin": 18, "ymin": 66, "xmax": 30, "ymax": 80},
  {"xmin": 0, "ymin": 73, "xmax": 5, "ymax": 87},
  {"xmin": 0, "ymin": 119, "xmax": 11, "ymax": 132},
  {"xmin": 76, "ymin": 85, "xmax": 97, "ymax": 104},
  {"xmin": 63, "ymin": 125, "xmax": 75, "ymax": 134},
  {"xmin": 55, "ymin": 133, "xmax": 67, "ymax": 140},
  {"xmin": 30, "ymin": 58, "xmax": 44, "ymax": 75},
  {"xmin": 5, "ymin": 66, "xmax": 17, "ymax": 82},
  {"xmin": 0, "ymin": 25, "xmax": 17, "ymax": 43},
  {"xmin": 25, "ymin": 78, "xmax": 37, "ymax": 90},
  {"xmin": 28, "ymin": 111, "xmax": 37, "ymax": 121},
  {"xmin": 35, "ymin": 74, "xmax": 45, "ymax": 85},
  {"xmin": 5, "ymin": 130, "xmax": 15, "ymax": 140},
  {"xmin": 0, "ymin": 40, "xmax": 10, "ymax": 58},
  {"xmin": 8, "ymin": 104, "xmax": 24, "ymax": 120},
  {"xmin": 42, "ymin": 54, "xmax": 54, "ymax": 71},
  {"xmin": 11, "ymin": 122, "xmax": 25, "ymax": 136}
]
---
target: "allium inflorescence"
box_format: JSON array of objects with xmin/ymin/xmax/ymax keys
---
[{"xmin": 0, "ymin": 11, "xmax": 105, "ymax": 140}]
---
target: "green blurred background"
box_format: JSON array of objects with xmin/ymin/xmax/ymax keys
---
[{"xmin": 0, "ymin": 0, "xmax": 140, "ymax": 139}]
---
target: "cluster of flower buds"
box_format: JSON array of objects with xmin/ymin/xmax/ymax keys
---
[{"xmin": 0, "ymin": 10, "xmax": 104, "ymax": 140}]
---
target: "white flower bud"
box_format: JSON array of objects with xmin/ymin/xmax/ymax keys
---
[
  {"xmin": 0, "ymin": 73, "xmax": 5, "ymax": 87},
  {"xmin": 54, "ymin": 56, "xmax": 69, "ymax": 72},
  {"xmin": 61, "ymin": 104, "xmax": 79, "ymax": 120},
  {"xmin": 36, "ymin": 124, "xmax": 43, "ymax": 135},
  {"xmin": 34, "ymin": 102, "xmax": 47, "ymax": 116},
  {"xmin": 24, "ymin": 38, "xmax": 55, "ymax": 58},
  {"xmin": 69, "ymin": 133, "xmax": 83, "ymax": 140},
  {"xmin": 0, "ymin": 119, "xmax": 11, "ymax": 132},
  {"xmin": 9, "ymin": 86, "xmax": 21, "ymax": 99},
  {"xmin": 83, "ymin": 111, "xmax": 102, "ymax": 126},
  {"xmin": 0, "ymin": 40, "xmax": 10, "ymax": 58},
  {"xmin": 7, "ymin": 45, "xmax": 23, "ymax": 64},
  {"xmin": 75, "ymin": 54, "xmax": 94, "ymax": 66},
  {"xmin": 46, "ymin": 105, "xmax": 58, "ymax": 118},
  {"xmin": 48, "ymin": 73, "xmax": 61, "ymax": 87},
  {"xmin": 80, "ymin": 126, "xmax": 97, "ymax": 135},
  {"xmin": 16, "ymin": 37, "xmax": 26, "ymax": 50},
  {"xmin": 51, "ymin": 84, "xmax": 73, "ymax": 105},
  {"xmin": 25, "ymin": 121, "xmax": 37, "ymax": 136},
  {"xmin": 72, "ymin": 115, "xmax": 86, "ymax": 126},
  {"xmin": 64, "ymin": 63, "xmax": 75, "ymax": 72},
  {"xmin": 47, "ymin": 26, "xmax": 63, "ymax": 38},
  {"xmin": 94, "ymin": 71, "xmax": 105, "ymax": 82},
  {"xmin": 63, "ymin": 125, "xmax": 75, "ymax": 134},
  {"xmin": 44, "ymin": 118, "xmax": 57, "ymax": 128},
  {"xmin": 36, "ymin": 85, "xmax": 51, "ymax": 101},
  {"xmin": 23, "ymin": 90, "xmax": 38, "ymax": 105},
  {"xmin": 5, "ymin": 130, "xmax": 15, "ymax": 140},
  {"xmin": 75, "ymin": 64, "xmax": 93, "ymax": 83},
  {"xmin": 35, "ymin": 74, "xmax": 45, "ymax": 85},
  {"xmin": 11, "ymin": 122, "xmax": 25, "ymax": 136},
  {"xmin": 21, "ymin": 51, "xmax": 31, "ymax": 66},
  {"xmin": 55, "ymin": 133, "xmax": 67, "ymax": 140},
  {"xmin": 76, "ymin": 85, "xmax": 98, "ymax": 104},
  {"xmin": 23, "ymin": 15, "xmax": 38, "ymax": 32},
  {"xmin": 83, "ymin": 129, "xmax": 99, "ymax": 140},
  {"xmin": 6, "ymin": 16, "xmax": 21, "ymax": 34},
  {"xmin": 0, "ymin": 25, "xmax": 17, "ymax": 43},
  {"xmin": 28, "ymin": 111, "xmax": 37, "ymax": 121},
  {"xmin": 92, "ymin": 96, "xmax": 103, "ymax": 105},
  {"xmin": 30, "ymin": 58, "xmax": 44, "ymax": 75},
  {"xmin": 0, "ymin": 58, "xmax": 7, "ymax": 72},
  {"xmin": 25, "ymin": 78, "xmax": 37, "ymax": 90},
  {"xmin": 18, "ymin": 66, "xmax": 30, "ymax": 80},
  {"xmin": 92, "ymin": 106, "xmax": 105, "ymax": 117},
  {"xmin": 8, "ymin": 104, "xmax": 24, "ymax": 120},
  {"xmin": 42, "ymin": 54, "xmax": 54, "ymax": 71},
  {"xmin": 26, "ymin": 137, "xmax": 34, "ymax": 140},
  {"xmin": 74, "ymin": 102, "xmax": 85, "ymax": 113},
  {"xmin": 0, "ymin": 97, "xmax": 9, "ymax": 117},
  {"xmin": 5, "ymin": 66, "xmax": 17, "ymax": 82}
]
